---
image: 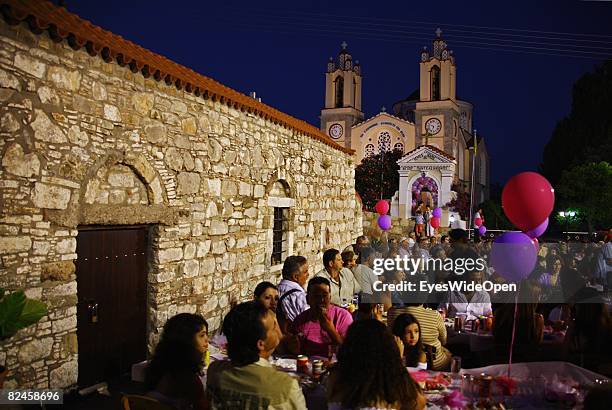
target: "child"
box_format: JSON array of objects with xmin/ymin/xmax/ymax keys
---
[
  {"xmin": 392, "ymin": 313, "xmax": 427, "ymax": 369},
  {"xmin": 415, "ymin": 210, "xmax": 424, "ymax": 237}
]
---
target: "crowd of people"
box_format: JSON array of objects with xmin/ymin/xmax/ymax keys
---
[{"xmin": 141, "ymin": 228, "xmax": 612, "ymax": 410}]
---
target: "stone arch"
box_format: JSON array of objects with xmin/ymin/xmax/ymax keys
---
[
  {"xmin": 81, "ymin": 152, "xmax": 166, "ymax": 206},
  {"xmin": 72, "ymin": 152, "xmax": 177, "ymax": 226},
  {"xmin": 264, "ymin": 169, "xmax": 295, "ymax": 199}
]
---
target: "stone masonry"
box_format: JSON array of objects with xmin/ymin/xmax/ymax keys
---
[{"xmin": 0, "ymin": 20, "xmax": 362, "ymax": 389}]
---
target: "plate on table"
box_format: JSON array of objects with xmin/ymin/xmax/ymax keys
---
[{"xmin": 270, "ymin": 358, "xmax": 297, "ymax": 372}]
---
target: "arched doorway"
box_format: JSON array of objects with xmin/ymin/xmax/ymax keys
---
[{"xmin": 411, "ymin": 174, "xmax": 439, "ymax": 213}]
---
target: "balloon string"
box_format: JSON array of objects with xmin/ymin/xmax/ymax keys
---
[{"xmin": 508, "ymin": 281, "xmax": 521, "ymax": 378}]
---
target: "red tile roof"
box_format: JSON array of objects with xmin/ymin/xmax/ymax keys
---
[
  {"xmin": 0, "ymin": 0, "xmax": 353, "ymax": 154},
  {"xmin": 402, "ymin": 144, "xmax": 455, "ymax": 161}
]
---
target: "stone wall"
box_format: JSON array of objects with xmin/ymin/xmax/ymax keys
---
[
  {"xmin": 0, "ymin": 21, "xmax": 361, "ymax": 389},
  {"xmin": 362, "ymin": 211, "xmax": 415, "ymax": 238}
]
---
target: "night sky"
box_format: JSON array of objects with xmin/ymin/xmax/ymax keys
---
[{"xmin": 66, "ymin": 0, "xmax": 612, "ymax": 185}]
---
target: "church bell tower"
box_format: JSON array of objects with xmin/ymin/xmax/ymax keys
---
[
  {"xmin": 320, "ymin": 42, "xmax": 364, "ymax": 148},
  {"xmin": 414, "ymin": 29, "xmax": 460, "ymax": 156}
]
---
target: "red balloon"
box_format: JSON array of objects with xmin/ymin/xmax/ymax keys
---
[
  {"xmin": 374, "ymin": 200, "xmax": 390, "ymax": 215},
  {"xmin": 502, "ymin": 172, "xmax": 555, "ymax": 232},
  {"xmin": 474, "ymin": 218, "xmax": 482, "ymax": 227},
  {"xmin": 430, "ymin": 217, "xmax": 440, "ymax": 229}
]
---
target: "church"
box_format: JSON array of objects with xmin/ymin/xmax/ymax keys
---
[{"xmin": 320, "ymin": 30, "xmax": 490, "ymax": 225}]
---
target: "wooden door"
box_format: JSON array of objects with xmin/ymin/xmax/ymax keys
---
[{"xmin": 76, "ymin": 226, "xmax": 148, "ymax": 388}]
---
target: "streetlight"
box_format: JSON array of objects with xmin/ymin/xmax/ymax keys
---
[{"xmin": 558, "ymin": 210, "xmax": 577, "ymax": 239}]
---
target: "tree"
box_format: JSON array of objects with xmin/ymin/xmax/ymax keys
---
[
  {"xmin": 541, "ymin": 60, "xmax": 612, "ymax": 185},
  {"xmin": 447, "ymin": 187, "xmax": 470, "ymax": 219},
  {"xmin": 555, "ymin": 162, "xmax": 612, "ymax": 233},
  {"xmin": 478, "ymin": 199, "xmax": 513, "ymax": 230},
  {"xmin": 355, "ymin": 149, "xmax": 403, "ymax": 210}
]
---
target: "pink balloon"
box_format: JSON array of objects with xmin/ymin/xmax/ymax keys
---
[
  {"xmin": 474, "ymin": 218, "xmax": 483, "ymax": 227},
  {"xmin": 532, "ymin": 237, "xmax": 539, "ymax": 251},
  {"xmin": 375, "ymin": 200, "xmax": 390, "ymax": 215},
  {"xmin": 430, "ymin": 217, "xmax": 440, "ymax": 229},
  {"xmin": 502, "ymin": 172, "xmax": 555, "ymax": 232},
  {"xmin": 377, "ymin": 215, "xmax": 392, "ymax": 231}
]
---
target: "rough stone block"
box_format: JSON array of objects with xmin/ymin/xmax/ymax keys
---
[
  {"xmin": 0, "ymin": 236, "xmax": 32, "ymax": 254},
  {"xmin": 41, "ymin": 261, "xmax": 75, "ymax": 281},
  {"xmin": 177, "ymin": 172, "xmax": 201, "ymax": 195},
  {"xmin": 2, "ymin": 143, "xmax": 40, "ymax": 178}
]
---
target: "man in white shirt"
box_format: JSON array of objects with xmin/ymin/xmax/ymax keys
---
[
  {"xmin": 315, "ymin": 248, "xmax": 361, "ymax": 305},
  {"xmin": 442, "ymin": 271, "xmax": 492, "ymax": 319},
  {"xmin": 277, "ymin": 256, "xmax": 310, "ymax": 323},
  {"xmin": 398, "ymin": 238, "xmax": 411, "ymax": 258},
  {"xmin": 351, "ymin": 247, "xmax": 379, "ymax": 295}
]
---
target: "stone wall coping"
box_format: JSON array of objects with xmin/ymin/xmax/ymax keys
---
[{"xmin": 0, "ymin": 0, "xmax": 354, "ymax": 155}]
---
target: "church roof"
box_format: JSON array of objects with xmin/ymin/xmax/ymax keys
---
[
  {"xmin": 402, "ymin": 144, "xmax": 455, "ymax": 161},
  {"xmin": 352, "ymin": 111, "xmax": 414, "ymax": 128},
  {"xmin": 0, "ymin": 0, "xmax": 353, "ymax": 154}
]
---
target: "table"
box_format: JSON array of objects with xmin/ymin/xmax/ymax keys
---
[{"xmin": 415, "ymin": 361, "xmax": 609, "ymax": 410}]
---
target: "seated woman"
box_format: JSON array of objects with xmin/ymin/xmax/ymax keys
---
[
  {"xmin": 328, "ymin": 319, "xmax": 426, "ymax": 410},
  {"xmin": 145, "ymin": 313, "xmax": 209, "ymax": 410},
  {"xmin": 492, "ymin": 280, "xmax": 544, "ymax": 362},
  {"xmin": 253, "ymin": 281, "xmax": 279, "ymax": 313},
  {"xmin": 387, "ymin": 303, "xmax": 451, "ymax": 371},
  {"xmin": 564, "ymin": 287, "xmax": 612, "ymax": 375},
  {"xmin": 392, "ymin": 313, "xmax": 427, "ymax": 369}
]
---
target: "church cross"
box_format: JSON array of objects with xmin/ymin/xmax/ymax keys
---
[
  {"xmin": 435, "ymin": 28, "xmax": 442, "ymax": 38},
  {"xmin": 341, "ymin": 41, "xmax": 348, "ymax": 50}
]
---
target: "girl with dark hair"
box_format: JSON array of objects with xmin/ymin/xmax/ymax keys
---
[
  {"xmin": 253, "ymin": 281, "xmax": 279, "ymax": 312},
  {"xmin": 392, "ymin": 314, "xmax": 427, "ymax": 369},
  {"xmin": 145, "ymin": 313, "xmax": 209, "ymax": 410},
  {"xmin": 328, "ymin": 319, "xmax": 426, "ymax": 410}
]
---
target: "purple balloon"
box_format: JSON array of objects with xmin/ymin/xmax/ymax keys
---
[
  {"xmin": 432, "ymin": 207, "xmax": 442, "ymax": 218},
  {"xmin": 490, "ymin": 232, "xmax": 537, "ymax": 283},
  {"xmin": 525, "ymin": 217, "xmax": 548, "ymax": 238},
  {"xmin": 377, "ymin": 215, "xmax": 392, "ymax": 231},
  {"xmin": 479, "ymin": 225, "xmax": 487, "ymax": 235}
]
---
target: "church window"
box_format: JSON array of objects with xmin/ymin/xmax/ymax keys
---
[
  {"xmin": 335, "ymin": 77, "xmax": 344, "ymax": 108},
  {"xmin": 365, "ymin": 144, "xmax": 375, "ymax": 157},
  {"xmin": 431, "ymin": 66, "xmax": 441, "ymax": 101},
  {"xmin": 393, "ymin": 142, "xmax": 404, "ymax": 152},
  {"xmin": 272, "ymin": 207, "xmax": 288, "ymax": 266},
  {"xmin": 460, "ymin": 112, "xmax": 468, "ymax": 129},
  {"xmin": 378, "ymin": 131, "xmax": 391, "ymax": 152}
]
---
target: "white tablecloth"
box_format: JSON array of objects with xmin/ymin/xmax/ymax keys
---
[{"xmin": 463, "ymin": 361, "xmax": 608, "ymax": 384}]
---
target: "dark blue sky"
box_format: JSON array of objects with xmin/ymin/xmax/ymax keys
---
[{"xmin": 66, "ymin": 0, "xmax": 612, "ymax": 185}]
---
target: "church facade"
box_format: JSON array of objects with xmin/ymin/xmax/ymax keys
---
[{"xmin": 321, "ymin": 32, "xmax": 490, "ymax": 222}]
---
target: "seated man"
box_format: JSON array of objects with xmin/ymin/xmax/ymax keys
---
[
  {"xmin": 290, "ymin": 277, "xmax": 353, "ymax": 357},
  {"xmin": 207, "ymin": 301, "xmax": 306, "ymax": 409},
  {"xmin": 442, "ymin": 270, "xmax": 492, "ymax": 319},
  {"xmin": 351, "ymin": 246, "xmax": 379, "ymax": 295},
  {"xmin": 315, "ymin": 248, "xmax": 361, "ymax": 306},
  {"xmin": 277, "ymin": 255, "xmax": 310, "ymax": 324}
]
